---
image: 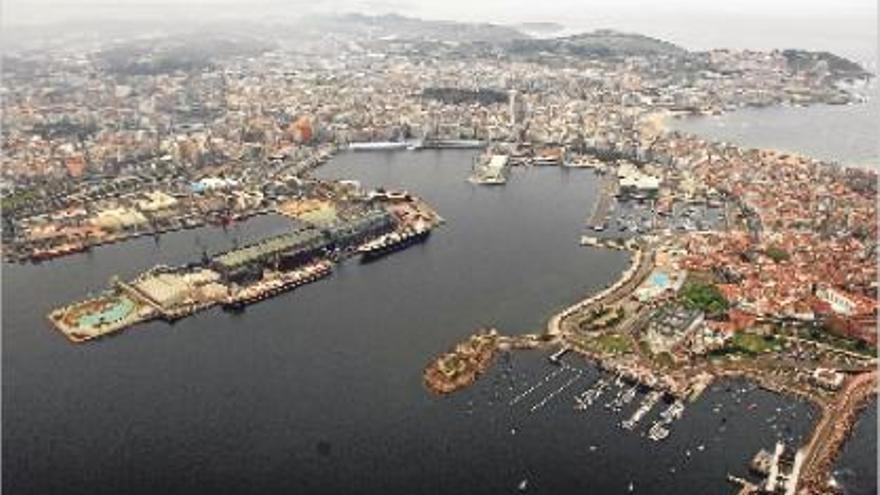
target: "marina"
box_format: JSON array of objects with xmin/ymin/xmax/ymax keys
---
[
  {"xmin": 5, "ymin": 149, "xmax": 871, "ymax": 495},
  {"xmin": 622, "ymin": 390, "xmax": 664, "ymax": 430}
]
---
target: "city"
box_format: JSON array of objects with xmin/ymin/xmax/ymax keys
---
[{"xmin": 2, "ymin": 5, "xmax": 877, "ymax": 495}]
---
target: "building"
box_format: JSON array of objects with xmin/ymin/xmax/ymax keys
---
[
  {"xmin": 815, "ymin": 284, "xmax": 875, "ymax": 317},
  {"xmin": 643, "ymin": 304, "xmax": 705, "ymax": 355},
  {"xmin": 810, "ymin": 368, "xmax": 845, "ymax": 390},
  {"xmin": 323, "ymin": 208, "xmax": 394, "ymax": 250},
  {"xmin": 211, "ymin": 227, "xmax": 328, "ymax": 283},
  {"xmin": 617, "ymin": 162, "xmax": 661, "ymax": 198}
]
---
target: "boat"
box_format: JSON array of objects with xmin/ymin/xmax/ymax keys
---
[
  {"xmin": 648, "ymin": 422, "xmax": 670, "ymax": 441},
  {"xmin": 660, "ymin": 400, "xmax": 685, "ymax": 422},
  {"xmin": 358, "ymin": 223, "xmax": 432, "ymax": 261},
  {"xmin": 348, "ymin": 141, "xmax": 408, "ymax": 151},
  {"xmin": 517, "ymin": 479, "xmax": 528, "ymax": 492}
]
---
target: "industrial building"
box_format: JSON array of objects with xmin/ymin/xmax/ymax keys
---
[
  {"xmin": 210, "ymin": 208, "xmax": 395, "ymax": 284},
  {"xmin": 323, "ymin": 208, "xmax": 394, "ymax": 250},
  {"xmin": 211, "ymin": 227, "xmax": 329, "ymax": 283}
]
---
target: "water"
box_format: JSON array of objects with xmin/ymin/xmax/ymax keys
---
[
  {"xmin": 2, "ymin": 150, "xmax": 824, "ymax": 494},
  {"xmin": 666, "ymin": 84, "xmax": 880, "ymax": 169},
  {"xmin": 834, "ymin": 399, "xmax": 878, "ymax": 495}
]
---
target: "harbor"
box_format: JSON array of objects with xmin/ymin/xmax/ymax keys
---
[
  {"xmin": 47, "ymin": 184, "xmax": 443, "ymax": 342},
  {"xmin": 7, "ymin": 149, "xmax": 873, "ymax": 495}
]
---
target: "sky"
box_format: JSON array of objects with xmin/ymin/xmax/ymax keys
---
[{"xmin": 3, "ymin": 0, "xmax": 877, "ymax": 63}]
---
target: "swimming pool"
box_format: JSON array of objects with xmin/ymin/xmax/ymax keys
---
[{"xmin": 77, "ymin": 297, "xmax": 136, "ymax": 329}]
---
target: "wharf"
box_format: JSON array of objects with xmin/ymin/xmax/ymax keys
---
[{"xmin": 586, "ymin": 175, "xmax": 618, "ymax": 229}]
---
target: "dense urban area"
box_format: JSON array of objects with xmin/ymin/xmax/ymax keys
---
[{"xmin": 2, "ymin": 14, "xmax": 876, "ymax": 495}]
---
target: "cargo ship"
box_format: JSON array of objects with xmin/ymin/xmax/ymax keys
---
[
  {"xmin": 348, "ymin": 141, "xmax": 408, "ymax": 151},
  {"xmin": 358, "ymin": 222, "xmax": 431, "ymax": 261},
  {"xmin": 222, "ymin": 260, "xmax": 333, "ymax": 310}
]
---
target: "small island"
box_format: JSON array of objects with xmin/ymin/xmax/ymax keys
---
[{"xmin": 424, "ymin": 329, "xmax": 502, "ymax": 394}]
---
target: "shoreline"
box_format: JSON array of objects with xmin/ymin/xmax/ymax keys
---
[{"xmin": 653, "ymin": 97, "xmax": 880, "ymax": 171}]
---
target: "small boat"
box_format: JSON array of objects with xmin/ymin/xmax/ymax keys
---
[
  {"xmin": 628, "ymin": 481, "xmax": 634, "ymax": 492},
  {"xmin": 517, "ymin": 479, "xmax": 529, "ymax": 492}
]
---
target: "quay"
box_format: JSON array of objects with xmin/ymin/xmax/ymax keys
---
[
  {"xmin": 797, "ymin": 370, "xmax": 877, "ymax": 493},
  {"xmin": 47, "ymin": 191, "xmax": 443, "ymax": 343},
  {"xmin": 548, "ymin": 346, "xmax": 571, "ymax": 364},
  {"xmin": 468, "ymin": 154, "xmax": 509, "ymax": 185},
  {"xmin": 585, "ymin": 175, "xmax": 618, "ymax": 229}
]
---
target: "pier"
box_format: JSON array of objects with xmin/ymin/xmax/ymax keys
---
[
  {"xmin": 468, "ymin": 154, "xmax": 509, "ymax": 185},
  {"xmin": 548, "ymin": 346, "xmax": 571, "ymax": 364},
  {"xmin": 797, "ymin": 370, "xmax": 877, "ymax": 493},
  {"xmin": 586, "ymin": 175, "xmax": 618, "ymax": 229},
  {"xmin": 529, "ymin": 369, "xmax": 583, "ymax": 413},
  {"xmin": 622, "ymin": 390, "xmax": 663, "ymax": 430}
]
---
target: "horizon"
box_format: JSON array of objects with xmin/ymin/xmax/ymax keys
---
[{"xmin": 2, "ymin": 1, "xmax": 877, "ymax": 63}]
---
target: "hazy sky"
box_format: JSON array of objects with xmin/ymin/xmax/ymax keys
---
[{"xmin": 3, "ymin": 0, "xmax": 877, "ymax": 62}]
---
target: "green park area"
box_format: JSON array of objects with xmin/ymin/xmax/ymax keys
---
[
  {"xmin": 680, "ymin": 282, "xmax": 729, "ymax": 315},
  {"xmin": 593, "ymin": 333, "xmax": 633, "ymax": 354}
]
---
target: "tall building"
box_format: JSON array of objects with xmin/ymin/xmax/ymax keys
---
[{"xmin": 508, "ymin": 89, "xmax": 518, "ymax": 127}]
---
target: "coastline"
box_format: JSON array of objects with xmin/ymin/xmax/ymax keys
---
[{"xmin": 655, "ymin": 94, "xmax": 880, "ymax": 170}]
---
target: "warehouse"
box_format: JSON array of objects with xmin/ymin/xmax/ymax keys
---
[{"xmin": 211, "ymin": 227, "xmax": 329, "ymax": 283}]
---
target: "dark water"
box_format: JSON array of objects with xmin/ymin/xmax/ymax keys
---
[
  {"xmin": 667, "ymin": 84, "xmax": 880, "ymax": 169},
  {"xmin": 833, "ymin": 399, "xmax": 878, "ymax": 495},
  {"xmin": 4, "ymin": 150, "xmax": 822, "ymax": 495}
]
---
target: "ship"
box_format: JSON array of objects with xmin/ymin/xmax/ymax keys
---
[
  {"xmin": 358, "ymin": 222, "xmax": 432, "ymax": 261},
  {"xmin": 348, "ymin": 141, "xmax": 408, "ymax": 151},
  {"xmin": 648, "ymin": 421, "xmax": 670, "ymax": 441},
  {"xmin": 222, "ymin": 261, "xmax": 333, "ymax": 310}
]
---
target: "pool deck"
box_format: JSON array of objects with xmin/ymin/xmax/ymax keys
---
[{"xmin": 48, "ymin": 293, "xmax": 157, "ymax": 343}]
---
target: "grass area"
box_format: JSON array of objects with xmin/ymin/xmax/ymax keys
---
[
  {"xmin": 593, "ymin": 333, "xmax": 633, "ymax": 354},
  {"xmin": 1, "ymin": 189, "xmax": 40, "ymax": 212},
  {"xmin": 707, "ymin": 331, "xmax": 782, "ymax": 358},
  {"xmin": 653, "ymin": 351, "xmax": 674, "ymax": 368},
  {"xmin": 571, "ymin": 332, "xmax": 633, "ymax": 355},
  {"xmin": 764, "ymin": 246, "xmax": 790, "ymax": 263},
  {"xmin": 578, "ymin": 306, "xmax": 625, "ymax": 332},
  {"xmin": 680, "ymin": 282, "xmax": 729, "ymax": 314},
  {"xmin": 731, "ymin": 332, "xmax": 775, "ymax": 354}
]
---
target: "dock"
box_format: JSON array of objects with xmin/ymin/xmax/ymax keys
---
[
  {"xmin": 549, "ymin": 346, "xmax": 571, "ymax": 365},
  {"xmin": 622, "ymin": 390, "xmax": 663, "ymax": 430},
  {"xmin": 469, "ymin": 154, "xmax": 509, "ymax": 185}
]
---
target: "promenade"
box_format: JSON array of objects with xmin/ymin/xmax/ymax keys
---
[{"xmin": 547, "ymin": 241, "xmax": 654, "ymax": 338}]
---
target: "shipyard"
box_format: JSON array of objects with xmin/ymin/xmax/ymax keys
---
[{"xmin": 48, "ymin": 179, "xmax": 443, "ymax": 342}]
